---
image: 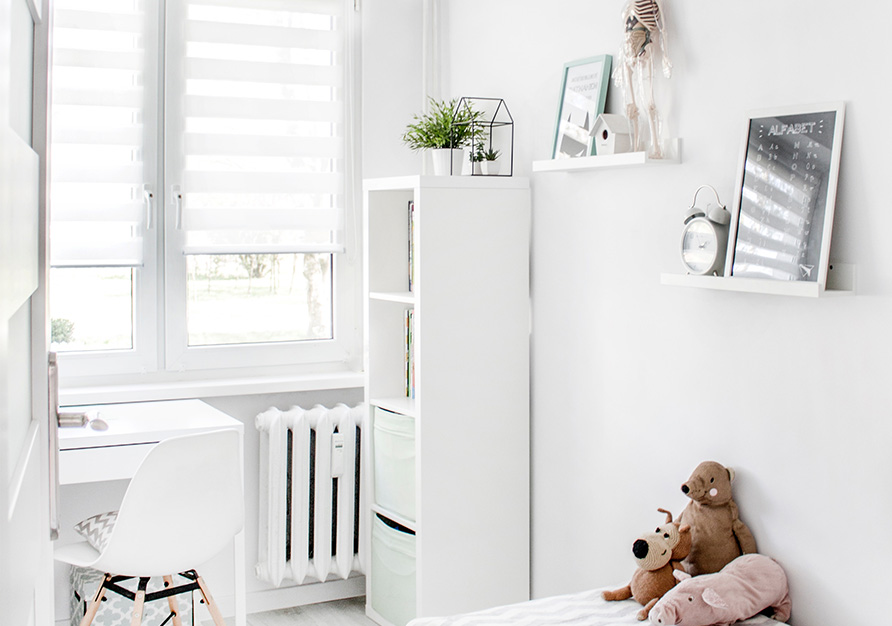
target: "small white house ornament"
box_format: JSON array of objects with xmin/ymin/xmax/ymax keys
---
[{"xmin": 591, "ymin": 113, "xmax": 632, "ymax": 155}]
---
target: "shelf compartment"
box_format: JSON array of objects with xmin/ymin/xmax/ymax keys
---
[
  {"xmin": 367, "ymin": 299, "xmax": 416, "ymax": 402},
  {"xmin": 660, "ymin": 263, "xmax": 855, "ymax": 297},
  {"xmin": 532, "ymin": 138, "xmax": 681, "ymax": 173},
  {"xmin": 367, "ymin": 188, "xmax": 414, "ymax": 294}
]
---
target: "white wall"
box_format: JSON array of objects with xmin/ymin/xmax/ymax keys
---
[
  {"xmin": 361, "ymin": 0, "xmax": 424, "ymax": 178},
  {"xmin": 441, "ymin": 2, "xmax": 891, "ymax": 625}
]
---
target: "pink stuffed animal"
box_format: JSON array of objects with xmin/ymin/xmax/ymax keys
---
[{"xmin": 649, "ymin": 554, "xmax": 792, "ymax": 626}]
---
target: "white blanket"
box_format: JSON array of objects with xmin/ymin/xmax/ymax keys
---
[{"xmin": 408, "ymin": 587, "xmax": 787, "ymax": 626}]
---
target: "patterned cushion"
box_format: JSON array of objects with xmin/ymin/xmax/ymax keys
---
[{"xmin": 74, "ymin": 510, "xmax": 118, "ymax": 553}]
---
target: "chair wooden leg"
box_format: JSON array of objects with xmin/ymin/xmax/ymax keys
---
[
  {"xmin": 195, "ymin": 573, "xmax": 227, "ymax": 626},
  {"xmin": 163, "ymin": 575, "xmax": 184, "ymax": 626},
  {"xmin": 79, "ymin": 573, "xmax": 111, "ymax": 626},
  {"xmin": 130, "ymin": 577, "xmax": 148, "ymax": 626}
]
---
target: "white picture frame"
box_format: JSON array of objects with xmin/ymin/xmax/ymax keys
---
[{"xmin": 725, "ymin": 102, "xmax": 846, "ymax": 289}]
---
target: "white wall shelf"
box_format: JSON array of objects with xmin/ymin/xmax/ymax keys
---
[
  {"xmin": 363, "ymin": 175, "xmax": 531, "ymax": 626},
  {"xmin": 532, "ymin": 138, "xmax": 681, "ymax": 173},
  {"xmin": 660, "ymin": 263, "xmax": 855, "ymax": 297}
]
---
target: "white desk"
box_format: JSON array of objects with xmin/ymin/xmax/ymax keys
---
[{"xmin": 57, "ymin": 399, "xmax": 247, "ymax": 626}]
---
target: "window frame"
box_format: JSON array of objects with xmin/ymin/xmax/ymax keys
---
[{"xmin": 53, "ymin": 0, "xmax": 362, "ymax": 389}]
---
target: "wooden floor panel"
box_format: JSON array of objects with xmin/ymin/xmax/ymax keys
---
[{"xmin": 202, "ymin": 597, "xmax": 374, "ymax": 626}]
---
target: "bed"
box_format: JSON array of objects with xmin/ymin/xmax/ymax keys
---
[{"xmin": 408, "ymin": 587, "xmax": 787, "ymax": 626}]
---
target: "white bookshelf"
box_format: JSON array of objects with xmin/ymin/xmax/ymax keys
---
[{"xmin": 363, "ymin": 175, "xmax": 531, "ymax": 626}]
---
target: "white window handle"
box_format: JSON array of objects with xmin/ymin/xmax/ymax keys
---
[
  {"xmin": 172, "ymin": 185, "xmax": 183, "ymax": 229},
  {"xmin": 143, "ymin": 184, "xmax": 155, "ymax": 229}
]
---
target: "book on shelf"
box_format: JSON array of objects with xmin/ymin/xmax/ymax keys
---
[
  {"xmin": 408, "ymin": 200, "xmax": 415, "ymax": 292},
  {"xmin": 404, "ymin": 307, "xmax": 415, "ymax": 399}
]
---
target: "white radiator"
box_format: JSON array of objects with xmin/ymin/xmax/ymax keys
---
[{"xmin": 255, "ymin": 403, "xmax": 365, "ymax": 587}]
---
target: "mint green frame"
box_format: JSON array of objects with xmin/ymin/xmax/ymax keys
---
[{"xmin": 552, "ymin": 54, "xmax": 612, "ymax": 159}]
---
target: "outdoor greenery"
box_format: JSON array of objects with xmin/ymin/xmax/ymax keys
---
[
  {"xmin": 51, "ymin": 318, "xmax": 75, "ymax": 344},
  {"xmin": 185, "ymin": 253, "xmax": 332, "ymax": 345},
  {"xmin": 401, "ymin": 97, "xmax": 483, "ymax": 150},
  {"xmin": 50, "ymin": 254, "xmax": 332, "ymax": 352}
]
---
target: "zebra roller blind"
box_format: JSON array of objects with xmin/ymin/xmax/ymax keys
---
[
  {"xmin": 166, "ymin": 0, "xmax": 350, "ymax": 256},
  {"xmin": 49, "ymin": 0, "xmax": 158, "ymax": 268}
]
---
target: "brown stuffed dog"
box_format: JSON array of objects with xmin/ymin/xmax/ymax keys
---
[
  {"xmin": 677, "ymin": 461, "xmax": 757, "ymax": 576},
  {"xmin": 603, "ymin": 509, "xmax": 692, "ymax": 621}
]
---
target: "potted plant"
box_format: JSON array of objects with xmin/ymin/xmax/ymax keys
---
[
  {"xmin": 402, "ymin": 98, "xmax": 483, "ymax": 175},
  {"xmin": 470, "ymin": 144, "xmax": 486, "ymax": 175},
  {"xmin": 481, "ymin": 147, "xmax": 501, "ymax": 175}
]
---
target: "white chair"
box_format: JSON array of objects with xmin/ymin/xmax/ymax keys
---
[{"xmin": 55, "ymin": 429, "xmax": 243, "ymax": 626}]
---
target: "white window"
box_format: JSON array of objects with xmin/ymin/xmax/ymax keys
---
[{"xmin": 49, "ymin": 0, "xmax": 359, "ymax": 385}]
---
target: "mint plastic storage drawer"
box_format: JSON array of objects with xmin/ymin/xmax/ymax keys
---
[
  {"xmin": 371, "ymin": 513, "xmax": 416, "ymax": 626},
  {"xmin": 373, "ymin": 406, "xmax": 415, "ymax": 521}
]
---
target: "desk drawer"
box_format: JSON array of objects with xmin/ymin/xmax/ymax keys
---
[{"xmin": 60, "ymin": 443, "xmax": 156, "ymax": 485}]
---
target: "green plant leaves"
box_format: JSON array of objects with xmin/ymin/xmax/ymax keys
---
[{"xmin": 401, "ymin": 98, "xmax": 484, "ymax": 150}]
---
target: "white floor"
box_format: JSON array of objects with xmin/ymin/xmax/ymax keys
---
[{"xmin": 204, "ymin": 597, "xmax": 375, "ymax": 626}]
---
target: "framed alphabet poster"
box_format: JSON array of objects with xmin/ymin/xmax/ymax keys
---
[
  {"xmin": 725, "ymin": 102, "xmax": 845, "ymax": 288},
  {"xmin": 552, "ymin": 55, "xmax": 612, "ymax": 159}
]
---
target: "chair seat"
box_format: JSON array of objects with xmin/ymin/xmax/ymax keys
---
[{"xmin": 55, "ymin": 541, "xmax": 102, "ymax": 569}]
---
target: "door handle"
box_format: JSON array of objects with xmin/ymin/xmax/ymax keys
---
[{"xmin": 47, "ymin": 352, "xmax": 60, "ymax": 541}]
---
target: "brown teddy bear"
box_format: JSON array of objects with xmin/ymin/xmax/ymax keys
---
[
  {"xmin": 677, "ymin": 461, "xmax": 758, "ymax": 576},
  {"xmin": 602, "ymin": 508, "xmax": 692, "ymax": 621}
]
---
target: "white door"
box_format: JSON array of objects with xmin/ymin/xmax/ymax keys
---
[{"xmin": 1, "ymin": 0, "xmax": 53, "ymax": 624}]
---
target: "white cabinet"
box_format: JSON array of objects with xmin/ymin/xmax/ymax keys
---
[{"xmin": 363, "ymin": 175, "xmax": 531, "ymax": 626}]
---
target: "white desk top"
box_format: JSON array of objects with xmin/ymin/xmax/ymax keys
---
[{"xmin": 58, "ymin": 399, "xmax": 242, "ymax": 450}]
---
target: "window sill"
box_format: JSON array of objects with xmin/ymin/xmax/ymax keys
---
[{"xmin": 58, "ymin": 369, "xmax": 364, "ymax": 407}]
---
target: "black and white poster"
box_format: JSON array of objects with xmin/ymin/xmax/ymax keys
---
[{"xmin": 729, "ymin": 105, "xmax": 844, "ymax": 284}]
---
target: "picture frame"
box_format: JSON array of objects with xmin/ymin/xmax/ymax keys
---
[
  {"xmin": 725, "ymin": 102, "xmax": 846, "ymax": 288},
  {"xmin": 552, "ymin": 55, "xmax": 612, "ymax": 159}
]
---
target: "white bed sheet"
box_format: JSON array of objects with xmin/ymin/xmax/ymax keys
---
[{"xmin": 408, "ymin": 587, "xmax": 787, "ymax": 626}]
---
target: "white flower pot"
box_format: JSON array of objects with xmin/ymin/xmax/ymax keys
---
[
  {"xmin": 430, "ymin": 148, "xmax": 464, "ymax": 176},
  {"xmin": 482, "ymin": 159, "xmax": 501, "ymax": 176}
]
